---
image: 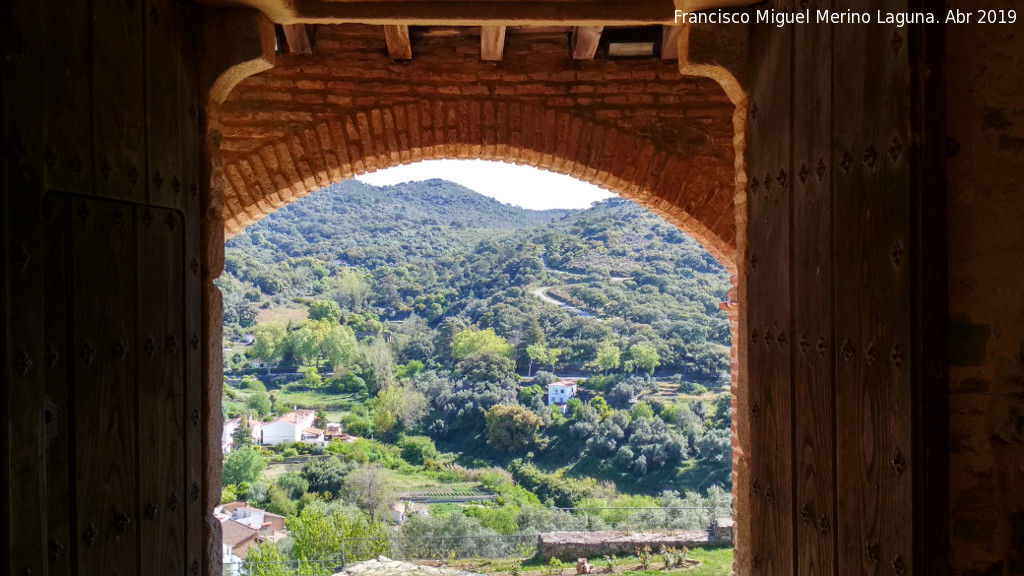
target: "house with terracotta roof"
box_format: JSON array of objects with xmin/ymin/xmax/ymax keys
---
[
  {"xmin": 217, "ymin": 501, "xmax": 289, "ymax": 574},
  {"xmin": 221, "ymin": 518, "xmax": 259, "ymax": 575},
  {"xmin": 262, "ymin": 409, "xmax": 323, "ymax": 445},
  {"xmin": 546, "ymin": 380, "xmax": 579, "ymax": 413}
]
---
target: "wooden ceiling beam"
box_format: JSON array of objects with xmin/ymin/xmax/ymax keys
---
[
  {"xmin": 571, "ymin": 26, "xmax": 603, "ymax": 60},
  {"xmin": 480, "ymin": 25, "xmax": 506, "ymax": 61},
  {"xmin": 661, "ymin": 24, "xmax": 680, "ymax": 60},
  {"xmin": 384, "ymin": 24, "xmax": 412, "ymax": 59},
  {"xmin": 281, "ymin": 24, "xmax": 313, "ymax": 53}
]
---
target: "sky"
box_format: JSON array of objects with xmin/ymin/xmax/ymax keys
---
[{"xmin": 355, "ymin": 159, "xmax": 616, "ymax": 210}]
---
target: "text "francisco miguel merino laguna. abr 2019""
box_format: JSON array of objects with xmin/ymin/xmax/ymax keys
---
[{"xmin": 674, "ymin": 8, "xmax": 1016, "ymax": 27}]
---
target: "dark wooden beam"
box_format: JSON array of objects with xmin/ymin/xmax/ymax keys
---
[
  {"xmin": 661, "ymin": 25, "xmax": 680, "ymax": 60},
  {"xmin": 282, "ymin": 24, "xmax": 313, "ymax": 54},
  {"xmin": 481, "ymin": 25, "xmax": 506, "ymax": 61},
  {"xmin": 571, "ymin": 26, "xmax": 603, "ymax": 60},
  {"xmin": 383, "ymin": 25, "xmax": 412, "ymax": 59}
]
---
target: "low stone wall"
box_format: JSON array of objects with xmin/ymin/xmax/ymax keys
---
[
  {"xmin": 536, "ymin": 531, "xmax": 712, "ymax": 561},
  {"xmin": 333, "ymin": 556, "xmax": 482, "ymax": 576}
]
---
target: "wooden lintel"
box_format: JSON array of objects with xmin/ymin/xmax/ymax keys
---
[
  {"xmin": 571, "ymin": 26, "xmax": 604, "ymax": 60},
  {"xmin": 384, "ymin": 25, "xmax": 412, "ymax": 59},
  {"xmin": 480, "ymin": 25, "xmax": 506, "ymax": 61},
  {"xmin": 661, "ymin": 25, "xmax": 681, "ymax": 60},
  {"xmin": 282, "ymin": 24, "xmax": 313, "ymax": 54}
]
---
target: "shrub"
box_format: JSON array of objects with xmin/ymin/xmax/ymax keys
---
[{"xmin": 485, "ymin": 404, "xmax": 545, "ymax": 454}]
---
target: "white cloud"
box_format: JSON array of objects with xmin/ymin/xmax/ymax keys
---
[{"xmin": 355, "ymin": 159, "xmax": 616, "ymax": 210}]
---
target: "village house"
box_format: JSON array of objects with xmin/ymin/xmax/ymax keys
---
[
  {"xmin": 261, "ymin": 409, "xmax": 324, "ymax": 446},
  {"xmin": 546, "ymin": 380, "xmax": 579, "ymax": 413},
  {"xmin": 221, "ymin": 418, "xmax": 263, "ymax": 453},
  {"xmin": 217, "ymin": 501, "xmax": 289, "ymax": 574}
]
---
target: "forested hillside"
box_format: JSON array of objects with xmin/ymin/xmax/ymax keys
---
[
  {"xmin": 222, "ymin": 179, "xmax": 731, "ymax": 380},
  {"xmin": 219, "ymin": 178, "xmax": 734, "ymax": 508}
]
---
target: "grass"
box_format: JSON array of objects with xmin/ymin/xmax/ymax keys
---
[
  {"xmin": 381, "ymin": 468, "xmax": 480, "ymax": 492},
  {"xmin": 273, "ymin": 389, "xmax": 359, "ymax": 410},
  {"xmin": 448, "ymin": 548, "xmax": 732, "ymax": 576},
  {"xmin": 260, "ymin": 462, "xmax": 303, "ymax": 483},
  {"xmin": 257, "ymin": 305, "xmax": 309, "ymax": 324}
]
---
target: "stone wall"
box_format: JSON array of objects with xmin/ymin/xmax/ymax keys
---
[
  {"xmin": 946, "ymin": 1, "xmax": 1024, "ymax": 574},
  {"xmin": 535, "ymin": 531, "xmax": 715, "ymax": 561},
  {"xmin": 214, "ymin": 24, "xmax": 739, "ymax": 265}
]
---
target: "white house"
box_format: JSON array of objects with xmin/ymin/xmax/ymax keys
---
[
  {"xmin": 547, "ymin": 380, "xmax": 578, "ymax": 412},
  {"xmin": 262, "ymin": 409, "xmax": 323, "ymax": 446},
  {"xmin": 222, "ymin": 418, "xmax": 263, "ymax": 453}
]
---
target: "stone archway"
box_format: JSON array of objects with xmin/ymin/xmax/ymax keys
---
[
  {"xmin": 218, "ymin": 104, "xmax": 737, "ymax": 267},
  {"xmin": 203, "ymin": 17, "xmax": 752, "ymax": 574},
  {"xmin": 211, "ymin": 24, "xmax": 741, "ymax": 267}
]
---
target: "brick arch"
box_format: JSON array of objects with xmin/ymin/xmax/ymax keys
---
[{"xmin": 219, "ymin": 102, "xmax": 737, "ymax": 268}]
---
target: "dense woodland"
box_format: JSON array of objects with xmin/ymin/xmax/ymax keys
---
[{"xmin": 219, "ymin": 179, "xmax": 734, "ymax": 570}]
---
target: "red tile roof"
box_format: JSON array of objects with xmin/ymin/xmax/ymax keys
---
[
  {"xmin": 272, "ymin": 409, "xmax": 315, "ymax": 425},
  {"xmin": 221, "ymin": 519, "xmax": 259, "ymax": 550}
]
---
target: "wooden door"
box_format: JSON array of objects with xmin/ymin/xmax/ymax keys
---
[
  {"xmin": 745, "ymin": 0, "xmax": 947, "ymax": 573},
  {"xmin": 2, "ymin": 0, "xmax": 208, "ymax": 574}
]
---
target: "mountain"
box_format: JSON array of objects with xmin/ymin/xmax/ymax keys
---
[
  {"xmin": 220, "ymin": 177, "xmax": 734, "ymax": 495},
  {"xmin": 228, "ymin": 179, "xmax": 572, "ymax": 267}
]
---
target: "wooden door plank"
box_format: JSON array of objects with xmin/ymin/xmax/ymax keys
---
[
  {"xmin": 4, "ymin": 2, "xmax": 50, "ymax": 573},
  {"xmin": 145, "ymin": 0, "xmax": 182, "ymax": 208},
  {"xmin": 136, "ymin": 206, "xmax": 187, "ymax": 576},
  {"xmin": 71, "ymin": 198, "xmax": 139, "ymax": 575},
  {"xmin": 45, "ymin": 0, "xmax": 93, "ymax": 193},
  {"xmin": 92, "ymin": 0, "xmax": 146, "ymax": 200},
  {"xmin": 384, "ymin": 25, "xmax": 412, "ymax": 60},
  {"xmin": 745, "ymin": 0, "xmax": 794, "ymax": 572},
  {"xmin": 833, "ymin": 0, "xmax": 913, "ymax": 573},
  {"xmin": 792, "ymin": 1, "xmax": 836, "ymax": 573},
  {"xmin": 571, "ymin": 26, "xmax": 603, "ymax": 60},
  {"xmin": 481, "ymin": 25, "xmax": 506, "ymax": 61},
  {"xmin": 175, "ymin": 5, "xmax": 206, "ymax": 571},
  {"xmin": 43, "ymin": 196, "xmax": 73, "ymax": 576}
]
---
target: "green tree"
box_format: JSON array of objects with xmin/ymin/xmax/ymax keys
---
[
  {"xmin": 485, "ymin": 404, "xmax": 545, "ymax": 454},
  {"xmin": 594, "ymin": 341, "xmax": 621, "ymax": 375},
  {"xmin": 525, "ymin": 343, "xmax": 545, "ymax": 378},
  {"xmin": 630, "ymin": 401, "xmax": 655, "ymax": 421},
  {"xmin": 629, "ymin": 343, "xmax": 661, "ymax": 375},
  {"xmin": 526, "ymin": 343, "xmax": 561, "ymax": 376},
  {"xmin": 293, "ymin": 320, "xmax": 359, "ymax": 369},
  {"xmin": 263, "ymin": 484, "xmax": 298, "ymax": 517},
  {"xmin": 343, "ymin": 465, "xmax": 397, "ymax": 523},
  {"xmin": 250, "ymin": 322, "xmax": 287, "ymax": 373},
  {"xmin": 232, "ymin": 419, "xmax": 255, "ymax": 449},
  {"xmin": 276, "ymin": 472, "xmax": 310, "ymax": 499},
  {"xmin": 223, "ymin": 446, "xmax": 267, "ymax": 486},
  {"xmin": 398, "ymin": 435, "xmax": 438, "ymax": 465},
  {"xmin": 247, "ymin": 390, "xmax": 272, "ymax": 416},
  {"xmin": 308, "ymin": 299, "xmax": 342, "ymax": 323},
  {"xmin": 451, "ymin": 328, "xmax": 513, "ymax": 361},
  {"xmin": 590, "ymin": 396, "xmax": 611, "ymax": 416},
  {"xmin": 370, "ymin": 387, "xmax": 400, "ymax": 436},
  {"xmin": 221, "ymin": 485, "xmax": 239, "ymax": 504},
  {"xmin": 359, "ymin": 339, "xmax": 396, "ymax": 394},
  {"xmin": 301, "ymin": 456, "xmax": 348, "ymax": 496},
  {"xmin": 314, "ymin": 409, "xmax": 328, "ymax": 430},
  {"xmin": 289, "ymin": 501, "xmax": 389, "ymax": 568},
  {"xmin": 332, "ymin": 268, "xmax": 372, "ymax": 311},
  {"xmin": 245, "ymin": 541, "xmax": 292, "ymax": 576}
]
